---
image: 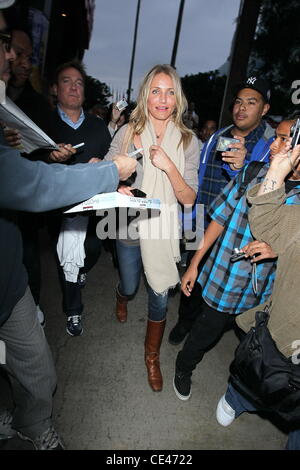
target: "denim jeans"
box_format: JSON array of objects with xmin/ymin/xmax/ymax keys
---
[
  {"xmin": 225, "ymin": 383, "xmax": 300, "ymax": 450},
  {"xmin": 116, "ymin": 240, "xmax": 168, "ymax": 321}
]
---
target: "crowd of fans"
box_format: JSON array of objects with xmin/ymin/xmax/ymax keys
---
[{"xmin": 0, "ymin": 0, "xmax": 299, "ymax": 452}]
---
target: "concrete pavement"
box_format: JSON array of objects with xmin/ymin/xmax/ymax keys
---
[{"xmin": 0, "ymin": 232, "xmax": 287, "ymax": 450}]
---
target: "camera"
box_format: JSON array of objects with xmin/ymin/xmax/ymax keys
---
[
  {"xmin": 216, "ymin": 136, "xmax": 240, "ymax": 152},
  {"xmin": 116, "ymin": 99, "xmax": 128, "ymax": 112},
  {"xmin": 131, "ymin": 188, "xmax": 147, "ymax": 198},
  {"xmin": 230, "ymin": 247, "xmax": 246, "ymax": 262},
  {"xmin": 290, "ymin": 118, "xmax": 300, "ymax": 149}
]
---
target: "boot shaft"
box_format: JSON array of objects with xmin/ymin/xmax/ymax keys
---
[
  {"xmin": 116, "ymin": 287, "xmax": 128, "ymax": 323},
  {"xmin": 145, "ymin": 319, "xmax": 166, "ymax": 354}
]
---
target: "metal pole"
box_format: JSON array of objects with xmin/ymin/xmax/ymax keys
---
[
  {"xmin": 171, "ymin": 0, "xmax": 185, "ymax": 68},
  {"xmin": 219, "ymin": 0, "xmax": 262, "ymax": 127},
  {"xmin": 41, "ymin": 0, "xmax": 53, "ymax": 77},
  {"xmin": 127, "ymin": 0, "xmax": 141, "ymax": 104}
]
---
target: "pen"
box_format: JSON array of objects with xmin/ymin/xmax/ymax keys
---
[
  {"xmin": 73, "ymin": 142, "xmax": 85, "ymax": 149},
  {"xmin": 128, "ymin": 147, "xmax": 143, "ymax": 158}
]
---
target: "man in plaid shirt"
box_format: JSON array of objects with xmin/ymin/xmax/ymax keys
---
[
  {"xmin": 169, "ymin": 77, "xmax": 274, "ymax": 347},
  {"xmin": 173, "ymin": 163, "xmax": 278, "ymax": 401}
]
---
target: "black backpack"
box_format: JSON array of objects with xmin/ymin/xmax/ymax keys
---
[{"xmin": 230, "ymin": 307, "xmax": 300, "ymax": 423}]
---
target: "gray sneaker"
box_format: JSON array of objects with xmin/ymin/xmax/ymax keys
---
[
  {"xmin": 0, "ymin": 410, "xmax": 16, "ymax": 440},
  {"xmin": 18, "ymin": 425, "xmax": 65, "ymax": 450}
]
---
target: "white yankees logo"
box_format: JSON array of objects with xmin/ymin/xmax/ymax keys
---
[{"xmin": 247, "ymin": 77, "xmax": 257, "ymax": 85}]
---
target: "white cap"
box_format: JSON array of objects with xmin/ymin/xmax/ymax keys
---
[{"xmin": 0, "ymin": 0, "xmax": 15, "ymax": 9}]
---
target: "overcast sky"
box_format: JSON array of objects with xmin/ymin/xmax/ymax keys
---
[{"xmin": 84, "ymin": 0, "xmax": 241, "ymax": 101}]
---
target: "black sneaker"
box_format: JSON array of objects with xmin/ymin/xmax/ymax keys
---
[
  {"xmin": 173, "ymin": 370, "xmax": 192, "ymax": 401},
  {"xmin": 77, "ymin": 272, "xmax": 87, "ymax": 288},
  {"xmin": 168, "ymin": 323, "xmax": 189, "ymax": 345},
  {"xmin": 18, "ymin": 425, "xmax": 65, "ymax": 450},
  {"xmin": 66, "ymin": 315, "xmax": 83, "ymax": 336}
]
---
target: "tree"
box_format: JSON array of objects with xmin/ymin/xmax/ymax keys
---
[
  {"xmin": 84, "ymin": 75, "xmax": 111, "ymax": 111},
  {"xmin": 248, "ymin": 0, "xmax": 300, "ymax": 115},
  {"xmin": 181, "ymin": 71, "xmax": 226, "ymax": 124}
]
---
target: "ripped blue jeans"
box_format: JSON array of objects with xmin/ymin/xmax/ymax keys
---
[{"xmin": 116, "ymin": 240, "xmax": 169, "ymax": 321}]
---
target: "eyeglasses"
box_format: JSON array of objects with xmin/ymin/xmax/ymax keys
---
[{"xmin": 0, "ymin": 32, "xmax": 12, "ymax": 53}]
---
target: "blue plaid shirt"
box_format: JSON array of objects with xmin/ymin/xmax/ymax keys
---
[
  {"xmin": 198, "ymin": 121, "xmax": 270, "ymax": 222},
  {"xmin": 198, "ymin": 165, "xmax": 300, "ymax": 314}
]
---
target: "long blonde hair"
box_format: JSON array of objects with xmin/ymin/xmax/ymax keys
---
[{"xmin": 124, "ymin": 64, "xmax": 194, "ymax": 152}]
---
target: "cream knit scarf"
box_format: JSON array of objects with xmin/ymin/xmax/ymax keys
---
[{"xmin": 138, "ymin": 120, "xmax": 185, "ymax": 294}]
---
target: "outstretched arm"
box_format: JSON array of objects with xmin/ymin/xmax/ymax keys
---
[
  {"xmin": 0, "ymin": 145, "xmax": 136, "ymax": 213},
  {"xmin": 181, "ymin": 220, "xmax": 224, "ymax": 296}
]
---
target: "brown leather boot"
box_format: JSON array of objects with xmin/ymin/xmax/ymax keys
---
[
  {"xmin": 116, "ymin": 288, "xmax": 128, "ymax": 323},
  {"xmin": 144, "ymin": 319, "xmax": 166, "ymax": 392}
]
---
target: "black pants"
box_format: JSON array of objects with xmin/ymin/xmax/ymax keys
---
[
  {"xmin": 177, "ymin": 249, "xmax": 211, "ymax": 332},
  {"xmin": 176, "ymin": 293, "xmax": 237, "ymax": 375},
  {"xmin": 52, "ymin": 215, "xmax": 102, "ymax": 317}
]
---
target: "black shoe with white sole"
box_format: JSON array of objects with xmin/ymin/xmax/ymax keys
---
[{"xmin": 173, "ymin": 370, "xmax": 192, "ymax": 401}]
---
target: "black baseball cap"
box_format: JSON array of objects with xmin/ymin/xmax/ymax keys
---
[{"xmin": 235, "ymin": 76, "xmax": 271, "ymax": 103}]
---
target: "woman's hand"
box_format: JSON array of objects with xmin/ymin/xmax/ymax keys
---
[
  {"xmin": 221, "ymin": 135, "xmax": 247, "ymax": 169},
  {"xmin": 242, "ymin": 241, "xmax": 277, "ymax": 263},
  {"xmin": 269, "ymin": 139, "xmax": 300, "ymax": 176},
  {"xmin": 181, "ymin": 264, "xmax": 198, "ymax": 297},
  {"xmin": 257, "ymin": 140, "xmax": 300, "ymax": 195},
  {"xmin": 149, "ymin": 145, "xmax": 173, "ymax": 173},
  {"xmin": 117, "ymin": 185, "xmax": 135, "ymax": 196},
  {"xmin": 110, "ymin": 104, "xmax": 121, "ymax": 127}
]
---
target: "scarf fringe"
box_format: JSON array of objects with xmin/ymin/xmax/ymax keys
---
[{"xmin": 152, "ymin": 281, "xmax": 180, "ymax": 297}]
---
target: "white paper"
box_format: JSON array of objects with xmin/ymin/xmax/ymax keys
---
[
  {"xmin": 0, "ymin": 94, "xmax": 59, "ymax": 153},
  {"xmin": 64, "ymin": 192, "xmax": 161, "ymax": 213}
]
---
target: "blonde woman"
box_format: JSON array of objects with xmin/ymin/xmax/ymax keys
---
[{"xmin": 105, "ymin": 64, "xmax": 200, "ymax": 391}]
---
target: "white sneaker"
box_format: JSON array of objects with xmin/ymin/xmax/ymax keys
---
[
  {"xmin": 36, "ymin": 305, "xmax": 45, "ymax": 328},
  {"xmin": 216, "ymin": 394, "xmax": 235, "ymax": 427}
]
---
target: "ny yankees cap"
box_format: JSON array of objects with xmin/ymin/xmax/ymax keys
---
[{"xmin": 235, "ymin": 76, "xmax": 271, "ymax": 103}]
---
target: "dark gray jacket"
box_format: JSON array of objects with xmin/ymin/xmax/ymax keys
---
[{"xmin": 0, "ymin": 140, "xmax": 119, "ymax": 326}]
